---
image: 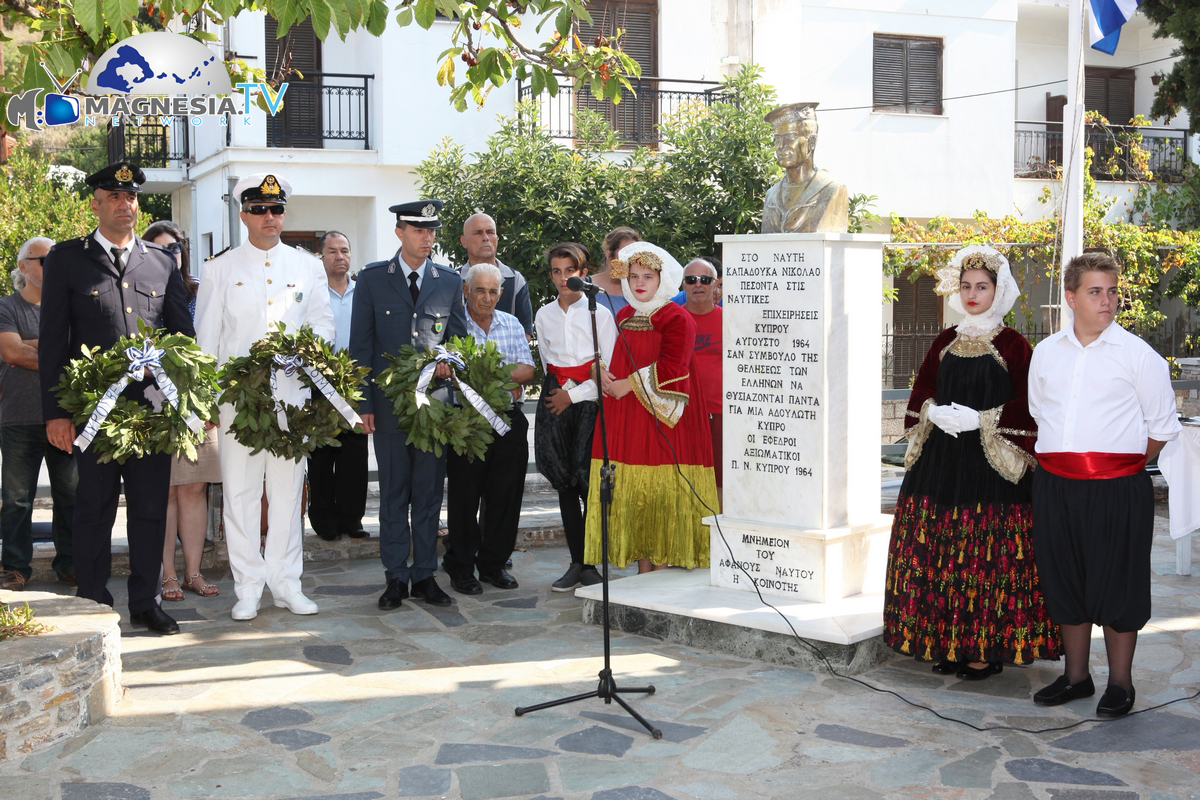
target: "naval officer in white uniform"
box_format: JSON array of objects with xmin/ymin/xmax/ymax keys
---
[{"xmin": 195, "ymin": 173, "xmax": 336, "ymax": 621}]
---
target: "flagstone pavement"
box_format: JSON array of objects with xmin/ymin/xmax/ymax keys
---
[{"xmin": 3, "ymin": 518, "xmax": 1200, "ymax": 800}]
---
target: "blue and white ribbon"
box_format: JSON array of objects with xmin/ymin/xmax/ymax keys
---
[
  {"xmin": 74, "ymin": 339, "xmax": 204, "ymax": 451},
  {"xmin": 414, "ymin": 346, "xmax": 510, "ymax": 436},
  {"xmin": 270, "ymin": 353, "xmax": 362, "ymax": 434}
]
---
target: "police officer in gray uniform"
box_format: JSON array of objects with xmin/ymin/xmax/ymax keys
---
[
  {"xmin": 39, "ymin": 162, "xmax": 194, "ymax": 635},
  {"xmin": 350, "ymin": 200, "xmax": 467, "ymax": 610}
]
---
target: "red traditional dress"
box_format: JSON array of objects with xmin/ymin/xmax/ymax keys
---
[
  {"xmin": 584, "ymin": 302, "xmax": 719, "ymax": 568},
  {"xmin": 883, "ymin": 325, "xmax": 1061, "ymax": 665}
]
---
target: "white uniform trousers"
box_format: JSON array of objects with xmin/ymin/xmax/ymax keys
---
[{"xmin": 218, "ymin": 405, "xmax": 306, "ymax": 602}]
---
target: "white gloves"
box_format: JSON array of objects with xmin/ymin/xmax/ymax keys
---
[
  {"xmin": 926, "ymin": 403, "xmax": 982, "ymax": 438},
  {"xmin": 952, "ymin": 402, "xmax": 981, "ymax": 433},
  {"xmin": 926, "ymin": 404, "xmax": 960, "ymax": 437}
]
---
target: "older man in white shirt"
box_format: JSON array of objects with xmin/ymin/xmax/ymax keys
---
[
  {"xmin": 1027, "ymin": 252, "xmax": 1181, "ymax": 718},
  {"xmin": 196, "ymin": 173, "xmax": 336, "ymax": 621}
]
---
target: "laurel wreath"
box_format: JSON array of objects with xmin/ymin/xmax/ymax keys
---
[
  {"xmin": 53, "ymin": 319, "xmax": 219, "ymax": 465},
  {"xmin": 217, "ymin": 324, "xmax": 370, "ymax": 462},
  {"xmin": 376, "ymin": 335, "xmax": 517, "ymax": 462}
]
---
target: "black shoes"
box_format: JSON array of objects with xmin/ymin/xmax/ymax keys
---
[
  {"xmin": 1034, "ymin": 674, "xmax": 1096, "ymax": 706},
  {"xmin": 411, "ymin": 576, "xmax": 453, "ymax": 606},
  {"xmin": 478, "ymin": 568, "xmax": 518, "ymax": 590},
  {"xmin": 1096, "ymin": 684, "xmax": 1136, "ymax": 718},
  {"xmin": 378, "ymin": 579, "xmax": 409, "ymax": 610},
  {"xmin": 345, "ymin": 528, "xmax": 369, "ymax": 539},
  {"xmin": 956, "ymin": 662, "xmax": 1003, "ymax": 681},
  {"xmin": 129, "ymin": 606, "xmax": 180, "ymax": 635},
  {"xmin": 931, "ymin": 660, "xmax": 962, "ymax": 675},
  {"xmin": 450, "ymin": 574, "xmax": 483, "ymax": 595}
]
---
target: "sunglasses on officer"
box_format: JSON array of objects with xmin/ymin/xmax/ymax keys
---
[
  {"xmin": 683, "ymin": 275, "xmax": 715, "ymax": 285},
  {"xmin": 243, "ymin": 204, "xmax": 286, "ymax": 216}
]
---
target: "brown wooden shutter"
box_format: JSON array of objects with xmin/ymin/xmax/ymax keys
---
[
  {"xmin": 873, "ymin": 35, "xmax": 942, "ymax": 115},
  {"xmin": 265, "ymin": 17, "xmax": 323, "ymax": 148},
  {"xmin": 890, "ymin": 271, "xmax": 942, "ymax": 389},
  {"xmin": 1084, "ymin": 67, "xmax": 1135, "ymax": 124},
  {"xmin": 578, "ymin": 1, "xmax": 657, "ymax": 145}
]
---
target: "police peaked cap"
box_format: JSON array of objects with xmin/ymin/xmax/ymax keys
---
[
  {"xmin": 85, "ymin": 162, "xmax": 146, "ymax": 193},
  {"xmin": 389, "ymin": 200, "xmax": 443, "ymax": 228},
  {"xmin": 235, "ymin": 173, "xmax": 292, "ymax": 206}
]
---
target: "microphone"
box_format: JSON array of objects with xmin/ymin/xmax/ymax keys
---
[{"xmin": 566, "ymin": 276, "xmax": 604, "ymax": 296}]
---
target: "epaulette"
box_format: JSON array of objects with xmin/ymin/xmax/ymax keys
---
[
  {"xmin": 205, "ymin": 245, "xmax": 232, "ymax": 262},
  {"xmin": 430, "ymin": 261, "xmax": 457, "ymax": 278},
  {"xmin": 49, "ymin": 236, "xmax": 88, "ymax": 252},
  {"xmin": 360, "ymin": 259, "xmax": 389, "ymax": 272}
]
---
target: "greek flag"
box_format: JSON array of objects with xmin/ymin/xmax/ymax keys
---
[{"xmin": 1088, "ymin": 0, "xmax": 1142, "ymax": 56}]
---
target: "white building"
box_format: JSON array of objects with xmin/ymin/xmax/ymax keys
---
[{"xmin": 125, "ymin": 0, "xmax": 1192, "ymax": 343}]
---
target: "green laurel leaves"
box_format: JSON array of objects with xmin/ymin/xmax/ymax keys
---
[
  {"xmin": 53, "ymin": 318, "xmax": 218, "ymax": 465},
  {"xmin": 376, "ymin": 335, "xmax": 516, "ymax": 462},
  {"xmin": 217, "ymin": 324, "xmax": 370, "ymax": 462}
]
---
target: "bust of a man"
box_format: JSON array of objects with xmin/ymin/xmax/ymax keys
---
[{"xmin": 761, "ymin": 102, "xmax": 849, "ymax": 234}]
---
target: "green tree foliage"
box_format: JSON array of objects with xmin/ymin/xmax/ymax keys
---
[
  {"xmin": 0, "ymin": 147, "xmax": 150, "ymax": 295},
  {"xmin": 416, "ymin": 65, "xmax": 781, "ymax": 310},
  {"xmin": 1140, "ymin": 0, "xmax": 1200, "ymax": 134},
  {"xmin": 2, "ymin": 1, "xmax": 624, "ymax": 120}
]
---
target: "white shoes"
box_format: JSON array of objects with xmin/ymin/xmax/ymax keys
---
[
  {"xmin": 274, "ymin": 592, "xmax": 319, "ymax": 615},
  {"xmin": 231, "ymin": 596, "xmax": 261, "ymax": 621}
]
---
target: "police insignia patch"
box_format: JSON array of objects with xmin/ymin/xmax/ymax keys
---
[
  {"xmin": 115, "ymin": 164, "xmax": 134, "ymax": 182},
  {"xmin": 422, "ymin": 203, "xmax": 436, "ymax": 217},
  {"xmin": 294, "ymin": 291, "xmax": 303, "ymax": 303},
  {"xmin": 434, "ymin": 322, "xmax": 444, "ymax": 333}
]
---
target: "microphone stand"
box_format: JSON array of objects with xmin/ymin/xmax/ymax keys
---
[{"xmin": 514, "ymin": 284, "xmax": 662, "ymax": 739}]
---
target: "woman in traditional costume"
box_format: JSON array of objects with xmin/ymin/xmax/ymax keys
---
[
  {"xmin": 883, "ymin": 245, "xmax": 1060, "ymax": 679},
  {"xmin": 584, "ymin": 242, "xmax": 719, "ymax": 574}
]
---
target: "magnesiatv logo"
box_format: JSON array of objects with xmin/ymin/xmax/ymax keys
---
[{"xmin": 6, "ymin": 31, "xmax": 286, "ymax": 131}]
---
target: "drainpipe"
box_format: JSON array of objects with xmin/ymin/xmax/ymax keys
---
[
  {"xmin": 189, "ymin": 181, "xmax": 200, "ymax": 278},
  {"xmin": 227, "ymin": 175, "xmax": 241, "ymax": 249}
]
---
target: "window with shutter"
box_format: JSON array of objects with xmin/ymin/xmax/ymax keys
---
[
  {"xmin": 577, "ymin": 1, "xmax": 657, "ymax": 147},
  {"xmin": 1084, "ymin": 67, "xmax": 1135, "ymax": 125},
  {"xmin": 890, "ymin": 271, "xmax": 943, "ymax": 389},
  {"xmin": 873, "ymin": 34, "xmax": 942, "ymax": 115},
  {"xmin": 265, "ymin": 17, "xmax": 323, "ymax": 148}
]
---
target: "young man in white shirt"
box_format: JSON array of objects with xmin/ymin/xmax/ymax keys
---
[
  {"xmin": 534, "ymin": 243, "xmax": 617, "ymax": 591},
  {"xmin": 1027, "ymin": 252, "xmax": 1181, "ymax": 718}
]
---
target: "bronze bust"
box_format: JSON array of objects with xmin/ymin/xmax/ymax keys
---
[{"xmin": 761, "ymin": 103, "xmax": 849, "ymax": 234}]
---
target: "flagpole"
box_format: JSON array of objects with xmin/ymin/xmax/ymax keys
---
[{"xmin": 1059, "ymin": 0, "xmax": 1086, "ymax": 333}]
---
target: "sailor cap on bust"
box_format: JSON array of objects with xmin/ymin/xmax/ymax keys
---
[
  {"xmin": 234, "ymin": 173, "xmax": 292, "ymax": 206},
  {"xmin": 389, "ymin": 200, "xmax": 443, "ymax": 228},
  {"xmin": 765, "ymin": 102, "xmax": 819, "ymax": 131},
  {"xmin": 85, "ymin": 162, "xmax": 146, "ymax": 193}
]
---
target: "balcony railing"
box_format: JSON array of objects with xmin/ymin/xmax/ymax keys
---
[
  {"xmin": 1015, "ymin": 120, "xmax": 1190, "ymax": 183},
  {"xmin": 266, "ymin": 73, "xmax": 373, "ymax": 149},
  {"xmin": 107, "ymin": 116, "xmax": 190, "ymax": 168},
  {"xmin": 516, "ymin": 76, "xmax": 727, "ymax": 147}
]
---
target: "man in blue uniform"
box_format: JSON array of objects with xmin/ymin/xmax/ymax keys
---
[
  {"xmin": 39, "ymin": 162, "xmax": 194, "ymax": 634},
  {"xmin": 350, "ymin": 200, "xmax": 467, "ymax": 610}
]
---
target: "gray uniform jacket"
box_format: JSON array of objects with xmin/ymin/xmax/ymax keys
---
[
  {"xmin": 349, "ymin": 256, "xmax": 468, "ymax": 432},
  {"xmin": 38, "ymin": 232, "xmax": 194, "ymax": 422}
]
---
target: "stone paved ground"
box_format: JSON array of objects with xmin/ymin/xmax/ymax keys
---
[{"xmin": 3, "ymin": 520, "xmax": 1200, "ymax": 799}]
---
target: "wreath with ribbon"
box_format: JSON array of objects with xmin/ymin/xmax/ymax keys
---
[
  {"xmin": 53, "ymin": 319, "xmax": 218, "ymax": 465},
  {"xmin": 376, "ymin": 336, "xmax": 517, "ymax": 462},
  {"xmin": 217, "ymin": 324, "xmax": 370, "ymax": 462}
]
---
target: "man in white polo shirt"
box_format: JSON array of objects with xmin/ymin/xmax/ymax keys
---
[{"xmin": 1028, "ymin": 252, "xmax": 1180, "ymax": 718}]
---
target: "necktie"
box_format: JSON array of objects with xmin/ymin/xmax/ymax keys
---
[
  {"xmin": 408, "ymin": 271, "xmax": 420, "ymax": 303},
  {"xmin": 110, "ymin": 246, "xmax": 126, "ymax": 275}
]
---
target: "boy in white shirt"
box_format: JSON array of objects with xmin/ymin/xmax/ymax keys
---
[
  {"xmin": 1028, "ymin": 252, "xmax": 1180, "ymax": 718},
  {"xmin": 534, "ymin": 243, "xmax": 617, "ymax": 592}
]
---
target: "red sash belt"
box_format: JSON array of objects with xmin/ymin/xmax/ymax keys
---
[
  {"xmin": 548, "ymin": 361, "xmax": 594, "ymax": 385},
  {"xmin": 1037, "ymin": 451, "xmax": 1146, "ymax": 480}
]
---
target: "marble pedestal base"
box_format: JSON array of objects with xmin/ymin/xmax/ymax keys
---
[
  {"xmin": 577, "ymin": 569, "xmax": 894, "ymax": 674},
  {"xmin": 706, "ymin": 514, "xmax": 892, "ymax": 604}
]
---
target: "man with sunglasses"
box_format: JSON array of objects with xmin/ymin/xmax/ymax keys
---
[
  {"xmin": 39, "ymin": 161, "xmax": 194, "ymax": 635},
  {"xmin": 196, "ymin": 173, "xmax": 335, "ymax": 622},
  {"xmin": 0, "ymin": 238, "xmax": 77, "ymax": 591},
  {"xmin": 681, "ymin": 258, "xmax": 724, "ymax": 502}
]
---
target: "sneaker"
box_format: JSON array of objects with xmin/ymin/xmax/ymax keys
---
[
  {"xmin": 551, "ymin": 563, "xmax": 583, "ymax": 592},
  {"xmin": 1, "ymin": 570, "xmax": 27, "ymax": 591},
  {"xmin": 579, "ymin": 566, "xmax": 603, "ymax": 587}
]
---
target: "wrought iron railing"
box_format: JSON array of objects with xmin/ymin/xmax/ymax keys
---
[
  {"xmin": 1015, "ymin": 121, "xmax": 1190, "ymax": 183},
  {"xmin": 107, "ymin": 116, "xmax": 190, "ymax": 168},
  {"xmin": 883, "ymin": 323, "xmax": 1199, "ymax": 388},
  {"xmin": 266, "ymin": 72, "xmax": 373, "ymax": 149},
  {"xmin": 516, "ymin": 76, "xmax": 727, "ymax": 147}
]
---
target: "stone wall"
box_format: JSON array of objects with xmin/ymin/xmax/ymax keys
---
[{"xmin": 0, "ymin": 592, "xmax": 122, "ymax": 761}]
